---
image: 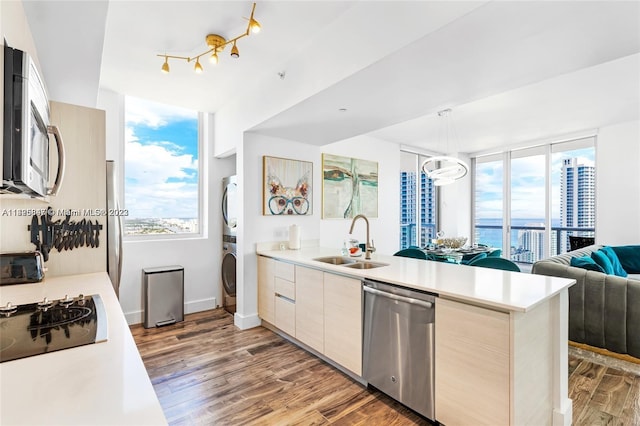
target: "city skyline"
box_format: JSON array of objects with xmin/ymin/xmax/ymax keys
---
[{"xmin": 401, "ymin": 149, "xmax": 596, "ymax": 262}]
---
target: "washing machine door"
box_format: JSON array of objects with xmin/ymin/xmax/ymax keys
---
[
  {"xmin": 221, "ymin": 250, "xmax": 236, "ymax": 296},
  {"xmin": 222, "ymin": 176, "xmax": 237, "ymax": 235}
]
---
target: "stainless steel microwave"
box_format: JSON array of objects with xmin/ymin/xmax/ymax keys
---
[{"xmin": 2, "ymin": 43, "xmax": 65, "ymax": 198}]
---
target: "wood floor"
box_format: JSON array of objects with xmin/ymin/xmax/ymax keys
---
[{"xmin": 132, "ymin": 308, "xmax": 640, "ymax": 425}]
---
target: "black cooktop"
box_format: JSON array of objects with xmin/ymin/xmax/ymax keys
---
[{"xmin": 0, "ymin": 294, "xmax": 107, "ymax": 363}]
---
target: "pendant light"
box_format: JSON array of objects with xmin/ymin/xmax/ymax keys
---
[{"xmin": 421, "ymin": 109, "xmax": 468, "ymax": 186}]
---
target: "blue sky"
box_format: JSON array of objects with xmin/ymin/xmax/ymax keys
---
[
  {"xmin": 124, "ymin": 96, "xmax": 199, "ymax": 219},
  {"xmin": 475, "ymin": 147, "xmax": 595, "ymax": 221}
]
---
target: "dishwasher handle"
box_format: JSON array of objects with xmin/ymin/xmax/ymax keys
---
[{"xmin": 364, "ymin": 285, "xmax": 433, "ymax": 309}]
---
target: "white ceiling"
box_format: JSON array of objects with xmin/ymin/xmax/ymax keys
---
[{"xmin": 22, "ymin": 1, "xmax": 640, "ymax": 154}]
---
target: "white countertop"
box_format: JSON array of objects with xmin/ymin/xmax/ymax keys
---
[
  {"xmin": 0, "ymin": 272, "xmax": 167, "ymax": 425},
  {"xmin": 257, "ymin": 247, "xmax": 576, "ymax": 312}
]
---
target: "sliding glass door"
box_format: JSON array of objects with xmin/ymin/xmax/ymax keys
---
[{"xmin": 473, "ymin": 137, "xmax": 595, "ymax": 264}]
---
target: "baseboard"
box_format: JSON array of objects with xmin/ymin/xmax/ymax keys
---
[
  {"xmin": 185, "ymin": 297, "xmax": 217, "ymax": 314},
  {"xmin": 233, "ymin": 311, "xmax": 261, "ymax": 330},
  {"xmin": 553, "ymin": 399, "xmax": 573, "ymax": 426},
  {"xmin": 124, "ymin": 297, "xmax": 217, "ymax": 326}
]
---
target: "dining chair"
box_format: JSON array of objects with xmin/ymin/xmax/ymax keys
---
[
  {"xmin": 468, "ymin": 257, "xmax": 521, "ymax": 272},
  {"xmin": 487, "ymin": 249, "xmax": 502, "ymax": 258},
  {"xmin": 461, "ymin": 252, "xmax": 487, "ymax": 265},
  {"xmin": 393, "ymin": 248, "xmax": 428, "ymax": 260}
]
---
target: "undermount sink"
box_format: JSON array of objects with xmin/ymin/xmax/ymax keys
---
[
  {"xmin": 313, "ymin": 256, "xmax": 357, "ymax": 265},
  {"xmin": 343, "ymin": 261, "xmax": 389, "ymax": 269},
  {"xmin": 313, "ymin": 256, "xmax": 389, "ymax": 270}
]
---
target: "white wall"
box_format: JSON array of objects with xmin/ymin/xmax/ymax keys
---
[
  {"xmin": 97, "ymin": 89, "xmax": 236, "ymax": 323},
  {"xmin": 236, "ymin": 132, "xmax": 401, "ymax": 329},
  {"xmin": 596, "ymin": 120, "xmax": 640, "ymax": 245},
  {"xmin": 438, "ymin": 153, "xmax": 472, "ymax": 240},
  {"xmin": 319, "ymin": 135, "xmax": 401, "ymax": 253}
]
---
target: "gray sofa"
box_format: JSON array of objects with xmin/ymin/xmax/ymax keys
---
[{"xmin": 531, "ymin": 245, "xmax": 640, "ymax": 358}]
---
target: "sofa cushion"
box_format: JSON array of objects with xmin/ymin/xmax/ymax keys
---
[
  {"xmin": 600, "ymin": 246, "xmax": 628, "ymax": 277},
  {"xmin": 570, "ymin": 256, "xmax": 605, "ymax": 273},
  {"xmin": 611, "ymin": 245, "xmax": 640, "ymax": 274},
  {"xmin": 592, "ymin": 250, "xmax": 615, "ymax": 275}
]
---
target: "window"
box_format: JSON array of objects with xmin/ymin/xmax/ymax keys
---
[
  {"xmin": 473, "ymin": 137, "xmax": 595, "ymax": 264},
  {"xmin": 474, "ymin": 155, "xmax": 503, "ymax": 252},
  {"xmin": 124, "ymin": 96, "xmax": 200, "ymax": 236},
  {"xmin": 551, "ymin": 141, "xmax": 596, "ymax": 255},
  {"xmin": 510, "ymin": 147, "xmax": 546, "ymax": 264},
  {"xmin": 399, "ymin": 151, "xmax": 438, "ymax": 249}
]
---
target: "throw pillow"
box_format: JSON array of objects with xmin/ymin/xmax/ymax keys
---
[
  {"xmin": 570, "ymin": 256, "xmax": 605, "ymax": 273},
  {"xmin": 591, "ymin": 250, "xmax": 615, "ymax": 275},
  {"xmin": 611, "ymin": 245, "xmax": 640, "ymax": 274},
  {"xmin": 600, "ymin": 246, "xmax": 628, "ymax": 278}
]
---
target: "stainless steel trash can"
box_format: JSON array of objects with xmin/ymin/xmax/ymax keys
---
[{"xmin": 143, "ymin": 265, "xmax": 184, "ymax": 328}]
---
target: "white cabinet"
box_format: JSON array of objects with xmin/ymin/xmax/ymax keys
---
[
  {"xmin": 257, "ymin": 256, "xmax": 363, "ymax": 377},
  {"xmin": 436, "ymin": 297, "xmax": 555, "ymax": 426},
  {"xmin": 295, "ymin": 266, "xmax": 324, "ymax": 353},
  {"xmin": 436, "ymin": 297, "xmax": 510, "ymax": 425},
  {"xmin": 273, "ymin": 261, "xmax": 296, "ymax": 336},
  {"xmin": 257, "ymin": 256, "xmax": 275, "ymax": 324},
  {"xmin": 324, "ymin": 273, "xmax": 362, "ymax": 376},
  {"xmin": 258, "ymin": 257, "xmax": 296, "ymax": 336}
]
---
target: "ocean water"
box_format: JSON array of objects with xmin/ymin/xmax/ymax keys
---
[{"xmin": 475, "ymin": 218, "xmax": 561, "ymax": 249}]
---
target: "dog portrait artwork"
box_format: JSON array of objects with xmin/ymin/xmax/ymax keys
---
[{"xmin": 263, "ymin": 156, "xmax": 313, "ymax": 216}]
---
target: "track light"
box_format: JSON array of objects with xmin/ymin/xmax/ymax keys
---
[
  {"xmin": 210, "ymin": 50, "xmax": 219, "ymax": 64},
  {"xmin": 194, "ymin": 58, "xmax": 203, "ymax": 73},
  {"xmin": 231, "ymin": 42, "xmax": 239, "ymax": 58},
  {"xmin": 156, "ymin": 2, "xmax": 260, "ymax": 74},
  {"xmin": 249, "ymin": 17, "xmax": 261, "ymax": 34}
]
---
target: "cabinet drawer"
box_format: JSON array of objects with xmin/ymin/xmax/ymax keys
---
[
  {"xmin": 275, "ymin": 277, "xmax": 295, "ymax": 300},
  {"xmin": 275, "ymin": 295, "xmax": 295, "ymax": 336},
  {"xmin": 275, "ymin": 261, "xmax": 295, "ymax": 282}
]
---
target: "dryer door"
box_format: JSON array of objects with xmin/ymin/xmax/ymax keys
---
[
  {"xmin": 222, "ymin": 176, "xmax": 237, "ymax": 235},
  {"xmin": 221, "ymin": 251, "xmax": 236, "ymax": 296}
]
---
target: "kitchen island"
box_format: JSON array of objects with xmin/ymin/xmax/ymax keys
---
[
  {"xmin": 0, "ymin": 272, "xmax": 166, "ymax": 425},
  {"xmin": 257, "ymin": 246, "xmax": 576, "ymax": 426}
]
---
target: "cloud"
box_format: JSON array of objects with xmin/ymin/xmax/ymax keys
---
[
  {"xmin": 125, "ymin": 139, "xmax": 198, "ymax": 218},
  {"xmin": 125, "ymin": 96, "xmax": 198, "ymax": 128},
  {"xmin": 123, "ymin": 98, "xmax": 199, "ymax": 220}
]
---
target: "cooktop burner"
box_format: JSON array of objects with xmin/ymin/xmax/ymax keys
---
[{"xmin": 0, "ymin": 294, "xmax": 107, "ymax": 363}]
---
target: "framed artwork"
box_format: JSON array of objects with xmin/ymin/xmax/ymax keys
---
[
  {"xmin": 263, "ymin": 156, "xmax": 313, "ymax": 215},
  {"xmin": 322, "ymin": 153, "xmax": 378, "ymax": 219}
]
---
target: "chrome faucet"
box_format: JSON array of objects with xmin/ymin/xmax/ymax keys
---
[{"xmin": 349, "ymin": 214, "xmax": 376, "ymax": 260}]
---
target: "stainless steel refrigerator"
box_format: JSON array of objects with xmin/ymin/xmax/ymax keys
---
[{"xmin": 106, "ymin": 160, "xmax": 123, "ymax": 298}]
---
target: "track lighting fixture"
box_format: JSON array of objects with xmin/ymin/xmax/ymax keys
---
[
  {"xmin": 194, "ymin": 58, "xmax": 203, "ymax": 73},
  {"xmin": 157, "ymin": 2, "xmax": 260, "ymax": 74},
  {"xmin": 231, "ymin": 41, "xmax": 239, "ymax": 58}
]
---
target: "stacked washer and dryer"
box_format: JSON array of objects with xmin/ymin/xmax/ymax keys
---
[{"xmin": 221, "ymin": 176, "xmax": 237, "ymax": 314}]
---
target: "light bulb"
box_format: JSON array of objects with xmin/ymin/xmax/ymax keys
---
[
  {"xmin": 250, "ymin": 18, "xmax": 261, "ymax": 34},
  {"xmin": 210, "ymin": 51, "xmax": 219, "ymax": 64},
  {"xmin": 194, "ymin": 59, "xmax": 203, "ymax": 73}
]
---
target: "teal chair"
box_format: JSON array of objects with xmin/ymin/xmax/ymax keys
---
[
  {"xmin": 461, "ymin": 252, "xmax": 487, "ymax": 265},
  {"xmin": 468, "ymin": 257, "xmax": 521, "ymax": 272},
  {"xmin": 487, "ymin": 249, "xmax": 502, "ymax": 257},
  {"xmin": 394, "ymin": 248, "xmax": 428, "ymax": 260}
]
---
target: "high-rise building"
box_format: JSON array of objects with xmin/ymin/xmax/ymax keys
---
[
  {"xmin": 560, "ymin": 158, "xmax": 596, "ymax": 252},
  {"xmin": 400, "ymin": 171, "xmax": 436, "ymax": 248}
]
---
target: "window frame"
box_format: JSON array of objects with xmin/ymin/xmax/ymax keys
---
[
  {"xmin": 472, "ymin": 136, "xmax": 595, "ymax": 263},
  {"xmin": 399, "ymin": 148, "xmax": 440, "ymax": 249}
]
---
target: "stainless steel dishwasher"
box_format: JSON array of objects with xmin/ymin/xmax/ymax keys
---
[{"xmin": 363, "ymin": 279, "xmax": 436, "ymax": 421}]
